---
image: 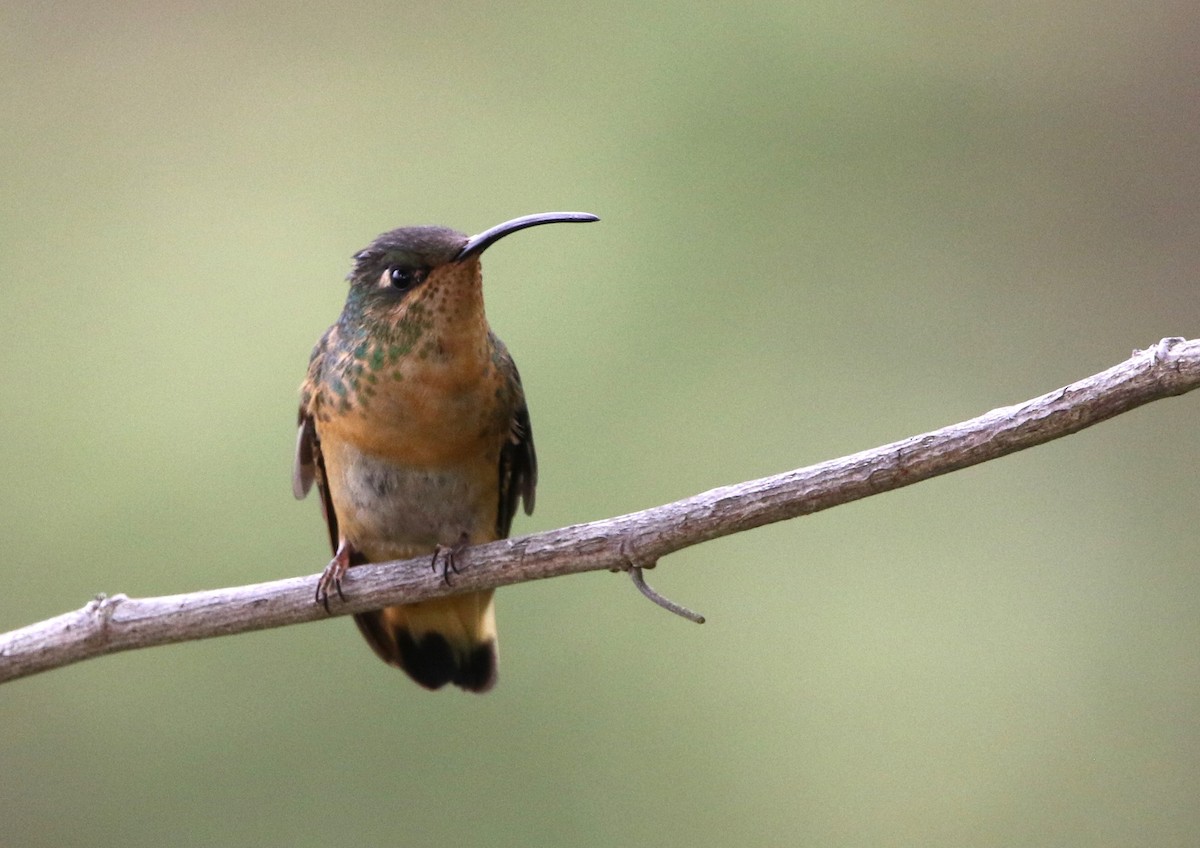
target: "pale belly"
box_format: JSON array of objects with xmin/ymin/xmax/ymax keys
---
[{"xmin": 322, "ymin": 438, "xmax": 499, "ymax": 561}]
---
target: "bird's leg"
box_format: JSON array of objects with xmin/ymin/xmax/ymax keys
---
[
  {"xmin": 316, "ymin": 539, "xmax": 356, "ymax": 613},
  {"xmin": 430, "ymin": 531, "xmax": 471, "ymax": 586}
]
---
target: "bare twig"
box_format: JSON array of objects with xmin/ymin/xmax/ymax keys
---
[
  {"xmin": 1, "ymin": 337, "xmax": 1197, "ymax": 684},
  {"xmin": 629, "ymin": 567, "xmax": 706, "ymax": 624}
]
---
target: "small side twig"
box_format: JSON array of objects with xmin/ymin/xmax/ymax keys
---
[{"xmin": 629, "ymin": 566, "xmax": 706, "ymax": 624}]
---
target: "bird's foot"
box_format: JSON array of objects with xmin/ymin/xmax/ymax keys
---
[
  {"xmin": 316, "ymin": 539, "xmax": 356, "ymax": 613},
  {"xmin": 430, "ymin": 532, "xmax": 471, "ymax": 586}
]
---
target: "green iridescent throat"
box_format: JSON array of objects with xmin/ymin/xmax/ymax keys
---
[{"xmin": 324, "ymin": 291, "xmax": 433, "ymax": 412}]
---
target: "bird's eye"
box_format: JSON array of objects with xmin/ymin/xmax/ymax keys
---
[{"xmin": 384, "ymin": 265, "xmax": 424, "ymax": 292}]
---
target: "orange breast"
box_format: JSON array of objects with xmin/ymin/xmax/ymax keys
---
[
  {"xmin": 314, "ymin": 342, "xmax": 515, "ymax": 557},
  {"xmin": 319, "ymin": 343, "xmax": 512, "ymax": 466}
]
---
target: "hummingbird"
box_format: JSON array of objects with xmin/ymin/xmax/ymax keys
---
[{"xmin": 293, "ymin": 211, "xmax": 599, "ymax": 692}]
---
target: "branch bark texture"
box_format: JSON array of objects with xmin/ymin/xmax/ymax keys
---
[{"xmin": 2, "ymin": 337, "xmax": 1197, "ymax": 684}]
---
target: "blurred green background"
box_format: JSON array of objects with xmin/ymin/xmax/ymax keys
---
[{"xmin": 2, "ymin": 1, "xmax": 1198, "ymax": 846}]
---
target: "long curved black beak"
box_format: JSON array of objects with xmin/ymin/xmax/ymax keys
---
[{"xmin": 455, "ymin": 212, "xmax": 599, "ymax": 262}]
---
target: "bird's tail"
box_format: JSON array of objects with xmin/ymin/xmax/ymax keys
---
[{"xmin": 353, "ymin": 590, "xmax": 498, "ymax": 692}]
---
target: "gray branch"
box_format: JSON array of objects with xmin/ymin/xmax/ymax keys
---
[{"xmin": 2, "ymin": 337, "xmax": 1197, "ymax": 685}]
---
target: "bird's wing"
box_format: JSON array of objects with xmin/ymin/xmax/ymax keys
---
[
  {"xmin": 495, "ymin": 349, "xmax": 537, "ymax": 538},
  {"xmin": 294, "ymin": 328, "xmax": 339, "ymax": 554}
]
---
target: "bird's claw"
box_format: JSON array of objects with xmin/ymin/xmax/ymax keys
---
[
  {"xmin": 430, "ymin": 532, "xmax": 471, "ymax": 586},
  {"xmin": 316, "ymin": 540, "xmax": 354, "ymax": 613}
]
